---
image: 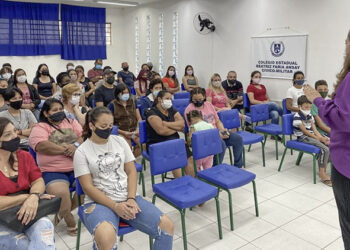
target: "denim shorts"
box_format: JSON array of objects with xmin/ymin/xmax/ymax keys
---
[{"xmin": 42, "ymin": 171, "xmax": 75, "ymax": 187}]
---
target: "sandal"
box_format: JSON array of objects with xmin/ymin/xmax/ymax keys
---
[
  {"xmin": 67, "ymin": 225, "xmax": 78, "ymax": 236},
  {"xmin": 53, "ymin": 213, "xmax": 63, "ymax": 226},
  {"xmin": 321, "ymin": 179, "xmax": 332, "ymax": 187}
]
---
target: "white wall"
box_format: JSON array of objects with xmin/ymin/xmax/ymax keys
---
[
  {"xmin": 122, "ymin": 0, "xmax": 350, "ymax": 101},
  {"xmin": 0, "ymin": 8, "xmax": 125, "ymax": 83}
]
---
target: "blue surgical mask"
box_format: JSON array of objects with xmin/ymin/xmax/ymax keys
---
[
  {"xmin": 152, "ymin": 90, "xmax": 160, "ymax": 97},
  {"xmin": 295, "ymin": 80, "xmax": 305, "ymax": 86},
  {"xmin": 120, "ymin": 93, "xmax": 130, "ymax": 101},
  {"xmin": 95, "ymin": 64, "xmax": 102, "ymax": 70}
]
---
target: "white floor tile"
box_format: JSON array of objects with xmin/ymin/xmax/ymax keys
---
[
  {"xmin": 293, "ymin": 182, "xmax": 335, "ymax": 202},
  {"xmin": 307, "ymin": 203, "xmax": 340, "ymax": 229},
  {"xmin": 172, "ymin": 237, "xmax": 197, "ymax": 250},
  {"xmin": 237, "ymin": 243, "xmax": 261, "ymax": 249},
  {"xmin": 201, "ymin": 231, "xmax": 248, "ymax": 250},
  {"xmin": 220, "ymin": 187, "xmax": 266, "ymax": 210},
  {"xmin": 324, "ymin": 237, "xmax": 345, "ymax": 250},
  {"xmin": 187, "ymin": 222, "xmax": 228, "ymax": 249},
  {"xmin": 281, "ymin": 215, "xmax": 341, "ymax": 248},
  {"xmin": 264, "ymin": 172, "xmax": 308, "ymax": 189},
  {"xmin": 54, "ymin": 233, "xmax": 69, "ymax": 250},
  {"xmin": 242, "ymin": 179, "xmax": 289, "ymax": 199}
]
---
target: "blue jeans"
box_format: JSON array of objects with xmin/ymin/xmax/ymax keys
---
[
  {"xmin": 81, "ymin": 196, "xmax": 173, "ymax": 250},
  {"xmin": 0, "ymin": 217, "xmax": 55, "ymax": 250},
  {"xmin": 267, "ymin": 102, "xmax": 283, "ymax": 124},
  {"xmin": 215, "ymin": 132, "xmax": 243, "ymax": 168}
]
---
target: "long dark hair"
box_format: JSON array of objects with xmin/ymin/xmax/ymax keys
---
[
  {"xmin": 136, "ymin": 70, "xmax": 148, "ymax": 93},
  {"xmin": 114, "ymin": 83, "xmax": 130, "ymax": 101},
  {"xmin": 0, "ymin": 117, "xmax": 17, "ymax": 170},
  {"xmin": 153, "ymin": 90, "xmax": 171, "ymax": 107},
  {"xmin": 35, "ymin": 63, "xmax": 53, "ymax": 79},
  {"xmin": 250, "ymin": 70, "xmax": 261, "ymax": 84},
  {"xmin": 4, "ymin": 87, "xmax": 23, "ymax": 102},
  {"xmin": 184, "ymin": 65, "xmax": 195, "ymax": 76},
  {"xmin": 83, "ymin": 107, "xmax": 113, "ymax": 140},
  {"xmin": 165, "ymin": 66, "xmax": 179, "ymax": 87},
  {"xmin": 190, "ymin": 87, "xmax": 206, "ymax": 104},
  {"xmin": 13, "ymin": 68, "xmax": 29, "ymax": 85},
  {"xmin": 39, "ymin": 98, "xmax": 67, "ymax": 132}
]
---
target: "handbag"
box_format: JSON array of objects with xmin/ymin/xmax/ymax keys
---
[{"xmin": 0, "ymin": 196, "xmax": 61, "ymax": 233}]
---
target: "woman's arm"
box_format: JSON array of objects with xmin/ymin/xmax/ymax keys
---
[
  {"xmin": 29, "ymin": 178, "xmax": 45, "ymax": 195},
  {"xmin": 247, "ymin": 92, "xmax": 264, "ymax": 105},
  {"xmin": 147, "ymin": 115, "xmax": 177, "ymax": 136},
  {"xmin": 52, "ymin": 82, "xmax": 57, "ymax": 94},
  {"xmin": 73, "ymin": 105, "xmax": 86, "ymax": 126},
  {"xmin": 286, "ymin": 98, "xmax": 299, "ymax": 112},
  {"xmin": 124, "ymin": 161, "xmax": 137, "ymax": 199},
  {"xmin": 35, "ymin": 141, "xmax": 66, "ymax": 155},
  {"xmin": 163, "ymin": 112, "xmax": 185, "ymax": 131},
  {"xmin": 85, "ymin": 82, "xmax": 95, "ymax": 97},
  {"xmin": 182, "ymin": 77, "xmax": 189, "ymax": 91},
  {"xmin": 0, "ymin": 194, "xmax": 29, "ymax": 211}
]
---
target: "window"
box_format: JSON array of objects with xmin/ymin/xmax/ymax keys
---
[
  {"xmin": 146, "ymin": 15, "xmax": 151, "ymax": 63},
  {"xmin": 106, "ymin": 22, "xmax": 111, "ymax": 45},
  {"xmin": 135, "ymin": 17, "xmax": 140, "ymax": 74},
  {"xmin": 172, "ymin": 12, "xmax": 179, "ymax": 74},
  {"xmin": 158, "ymin": 14, "xmax": 164, "ymax": 76}
]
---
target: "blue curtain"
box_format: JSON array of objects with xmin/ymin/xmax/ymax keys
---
[
  {"xmin": 0, "ymin": 1, "xmax": 60, "ymax": 56},
  {"xmin": 61, "ymin": 4, "xmax": 106, "ymax": 60}
]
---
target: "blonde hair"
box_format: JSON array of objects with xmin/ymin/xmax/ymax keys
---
[
  {"xmin": 208, "ymin": 73, "xmax": 227, "ymax": 98},
  {"xmin": 333, "ymin": 30, "xmax": 350, "ymax": 99},
  {"xmin": 62, "ymin": 83, "xmax": 80, "ymax": 104}
]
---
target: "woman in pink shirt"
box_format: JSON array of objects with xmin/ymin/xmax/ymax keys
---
[
  {"xmin": 206, "ymin": 73, "xmax": 231, "ymax": 112},
  {"xmin": 29, "ymin": 98, "xmax": 83, "ymax": 236}
]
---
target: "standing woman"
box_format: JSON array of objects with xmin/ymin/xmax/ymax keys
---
[
  {"xmin": 33, "ymin": 64, "xmax": 57, "ymax": 100},
  {"xmin": 162, "ymin": 66, "xmax": 180, "ymax": 94},
  {"xmin": 304, "ymin": 31, "xmax": 350, "ymax": 249},
  {"xmin": 206, "ymin": 73, "xmax": 231, "ymax": 112},
  {"xmin": 182, "ymin": 65, "xmax": 199, "ymax": 91}
]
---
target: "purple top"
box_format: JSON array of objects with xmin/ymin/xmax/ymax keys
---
[{"xmin": 314, "ymin": 72, "xmax": 350, "ymax": 179}]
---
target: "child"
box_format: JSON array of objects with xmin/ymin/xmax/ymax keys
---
[
  {"xmin": 293, "ymin": 95, "xmax": 331, "ymax": 186},
  {"xmin": 187, "ymin": 110, "xmax": 215, "ymax": 171},
  {"xmin": 311, "ymin": 80, "xmax": 331, "ymax": 136}
]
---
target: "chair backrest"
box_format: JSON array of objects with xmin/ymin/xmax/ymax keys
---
[
  {"xmin": 75, "ymin": 177, "xmax": 84, "ymax": 196},
  {"xmin": 174, "ymin": 92, "xmax": 190, "ymax": 100},
  {"xmin": 250, "ymin": 104, "xmax": 270, "ymax": 123},
  {"xmin": 218, "ymin": 109, "xmax": 240, "ymax": 129},
  {"xmin": 243, "ymin": 93, "xmax": 250, "ymax": 109},
  {"xmin": 139, "ymin": 120, "xmax": 147, "ymax": 144},
  {"xmin": 282, "ymin": 114, "xmax": 294, "ymax": 135},
  {"xmin": 181, "ymin": 83, "xmax": 185, "ymax": 91},
  {"xmin": 149, "ymin": 139, "xmax": 188, "ymax": 175},
  {"xmin": 111, "ymin": 125, "xmax": 119, "ymax": 135},
  {"xmin": 91, "ymin": 99, "xmax": 96, "ymax": 108},
  {"xmin": 108, "ymin": 102, "xmax": 114, "ymax": 113},
  {"xmin": 191, "ymin": 129, "xmax": 223, "ymax": 160},
  {"xmin": 29, "ymin": 146, "xmax": 37, "ymax": 165},
  {"xmin": 282, "ymin": 99, "xmax": 291, "ymax": 115},
  {"xmin": 130, "ymin": 86, "xmax": 136, "ymax": 95},
  {"xmin": 172, "ymin": 98, "xmax": 190, "ymax": 117}
]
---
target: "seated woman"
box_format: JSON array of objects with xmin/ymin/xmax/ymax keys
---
[
  {"xmin": 13, "ymin": 68, "xmax": 41, "ymax": 120},
  {"xmin": 0, "ymin": 88, "xmax": 37, "ymax": 150},
  {"xmin": 182, "ymin": 65, "xmax": 199, "ymax": 91},
  {"xmin": 68, "ymin": 69, "xmax": 87, "ymax": 107},
  {"xmin": 247, "ymin": 70, "xmax": 283, "ymax": 125},
  {"xmin": 111, "ymin": 84, "xmax": 141, "ymax": 157},
  {"xmin": 0, "ymin": 66, "xmax": 14, "ymax": 86},
  {"xmin": 185, "ymin": 87, "xmax": 244, "ymax": 167},
  {"xmin": 74, "ymin": 107, "xmax": 174, "ymax": 250},
  {"xmin": 140, "ymin": 78, "xmax": 164, "ymax": 120},
  {"xmin": 33, "ymin": 64, "xmax": 57, "ymax": 101},
  {"xmin": 286, "ymin": 71, "xmax": 305, "ymax": 113},
  {"xmin": 53, "ymin": 72, "xmax": 72, "ymax": 101},
  {"xmin": 146, "ymin": 90, "xmax": 194, "ymax": 177},
  {"xmin": 75, "ymin": 65, "xmax": 95, "ymax": 107},
  {"xmin": 29, "ymin": 98, "xmax": 83, "ymax": 236},
  {"xmin": 0, "ymin": 117, "xmax": 55, "ymax": 249},
  {"xmin": 134, "ymin": 70, "xmax": 150, "ymax": 98},
  {"xmin": 206, "ymin": 73, "xmax": 232, "ymax": 112},
  {"xmin": 62, "ymin": 83, "xmax": 87, "ymax": 126},
  {"xmin": 0, "ymin": 78, "xmax": 9, "ymax": 112},
  {"xmin": 162, "ymin": 66, "xmax": 180, "ymax": 94}
]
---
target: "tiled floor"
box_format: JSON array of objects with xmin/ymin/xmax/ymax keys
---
[{"xmin": 55, "ymin": 138, "xmax": 344, "ymax": 250}]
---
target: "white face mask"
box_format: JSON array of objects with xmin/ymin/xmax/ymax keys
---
[
  {"xmin": 2, "ymin": 73, "xmax": 11, "ymax": 80},
  {"xmin": 168, "ymin": 70, "xmax": 175, "ymax": 77},
  {"xmin": 252, "ymin": 78, "xmax": 261, "ymax": 84},
  {"xmin": 17, "ymin": 75, "xmax": 27, "ymax": 83},
  {"xmin": 301, "ymin": 109, "xmax": 311, "ymax": 116},
  {"xmin": 187, "ymin": 70, "xmax": 193, "ymax": 76},
  {"xmin": 70, "ymin": 95, "xmax": 80, "ymax": 105},
  {"xmin": 213, "ymin": 80, "xmax": 221, "ymax": 87},
  {"xmin": 161, "ymin": 99, "xmax": 172, "ymax": 110},
  {"xmin": 70, "ymin": 75, "xmax": 77, "ymax": 82},
  {"xmin": 67, "ymin": 66, "xmax": 74, "ymax": 71}
]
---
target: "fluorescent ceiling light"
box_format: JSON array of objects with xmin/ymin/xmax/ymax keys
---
[{"xmin": 97, "ymin": 1, "xmax": 138, "ymax": 6}]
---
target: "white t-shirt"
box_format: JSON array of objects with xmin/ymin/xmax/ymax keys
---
[
  {"xmin": 286, "ymin": 86, "xmax": 304, "ymax": 108},
  {"xmin": 73, "ymin": 135, "xmax": 135, "ymax": 203}
]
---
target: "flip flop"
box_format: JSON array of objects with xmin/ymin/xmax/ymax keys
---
[
  {"xmin": 321, "ymin": 179, "xmax": 332, "ymax": 187},
  {"xmin": 67, "ymin": 225, "xmax": 78, "ymax": 236},
  {"xmin": 53, "ymin": 213, "xmax": 63, "ymax": 226}
]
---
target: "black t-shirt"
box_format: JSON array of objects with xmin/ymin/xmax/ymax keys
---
[
  {"xmin": 33, "ymin": 76, "xmax": 55, "ymax": 97},
  {"xmin": 80, "ymin": 77, "xmax": 91, "ymax": 93},
  {"xmin": 94, "ymin": 85, "xmax": 116, "ymax": 106},
  {"xmin": 222, "ymin": 80, "xmax": 243, "ymax": 100},
  {"xmin": 146, "ymin": 106, "xmax": 180, "ymax": 147}
]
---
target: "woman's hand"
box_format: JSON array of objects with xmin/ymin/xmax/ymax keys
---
[
  {"xmin": 17, "ymin": 195, "xmax": 39, "ymax": 225},
  {"xmin": 304, "ymin": 84, "xmax": 321, "ymax": 103},
  {"xmin": 64, "ymin": 144, "xmax": 77, "ymax": 157},
  {"xmin": 40, "ymin": 194, "xmax": 55, "ymax": 200},
  {"xmin": 220, "ymin": 129, "xmax": 230, "ymax": 139},
  {"xmin": 114, "ymin": 202, "xmax": 137, "ymax": 220}
]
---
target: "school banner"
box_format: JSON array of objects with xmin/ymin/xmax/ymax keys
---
[{"xmin": 251, "ymin": 34, "xmax": 308, "ymax": 79}]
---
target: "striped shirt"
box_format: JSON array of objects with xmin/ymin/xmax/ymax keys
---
[{"xmin": 293, "ymin": 111, "xmax": 315, "ymax": 139}]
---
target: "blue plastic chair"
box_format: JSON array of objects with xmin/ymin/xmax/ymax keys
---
[
  {"xmin": 91, "ymin": 99, "xmax": 96, "ymax": 108},
  {"xmin": 181, "ymin": 83, "xmax": 185, "ymax": 91},
  {"xmin": 278, "ymin": 114, "xmax": 320, "ymax": 184},
  {"xmin": 218, "ymin": 109, "xmax": 265, "ymax": 168},
  {"xmin": 139, "ymin": 120, "xmax": 149, "ymax": 171},
  {"xmin": 173, "ymin": 91, "xmax": 190, "ymax": 100},
  {"xmin": 149, "ymin": 138, "xmax": 222, "ymax": 250},
  {"xmin": 282, "ymin": 99, "xmax": 291, "ymax": 115},
  {"xmin": 172, "ymin": 98, "xmax": 189, "ymax": 116},
  {"xmin": 130, "ymin": 86, "xmax": 136, "ymax": 95},
  {"xmin": 75, "ymin": 178, "xmax": 150, "ymax": 250},
  {"xmin": 250, "ymin": 104, "xmax": 283, "ymax": 160},
  {"xmin": 191, "ymin": 129, "xmax": 258, "ymax": 231},
  {"xmin": 243, "ymin": 93, "xmax": 251, "ymax": 116}
]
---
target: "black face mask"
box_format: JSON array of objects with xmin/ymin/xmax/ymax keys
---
[
  {"xmin": 41, "ymin": 70, "xmax": 49, "ymax": 76},
  {"xmin": 0, "ymin": 88, "xmax": 7, "ymax": 96},
  {"xmin": 94, "ymin": 127, "xmax": 112, "ymax": 139},
  {"xmin": 1, "ymin": 137, "xmax": 20, "ymax": 152},
  {"xmin": 106, "ymin": 76, "xmax": 115, "ymax": 85},
  {"xmin": 49, "ymin": 111, "xmax": 66, "ymax": 123},
  {"xmin": 228, "ymin": 80, "xmax": 236, "ymax": 85},
  {"xmin": 193, "ymin": 100, "xmax": 205, "ymax": 107},
  {"xmin": 123, "ymin": 67, "xmax": 129, "ymax": 71},
  {"xmin": 9, "ymin": 100, "xmax": 23, "ymax": 110}
]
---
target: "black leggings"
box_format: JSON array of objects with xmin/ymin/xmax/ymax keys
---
[{"xmin": 332, "ymin": 166, "xmax": 350, "ymax": 250}]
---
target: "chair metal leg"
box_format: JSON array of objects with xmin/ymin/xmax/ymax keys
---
[
  {"xmin": 161, "ymin": 173, "xmax": 165, "ymax": 183},
  {"xmin": 152, "ymin": 194, "xmax": 157, "ymax": 204},
  {"xmin": 138, "ymin": 172, "xmax": 142, "ymax": 185},
  {"xmin": 313, "ymin": 155, "xmax": 317, "ymax": 184},
  {"xmin": 180, "ymin": 209, "xmax": 188, "ymax": 250},
  {"xmin": 290, "ymin": 135, "xmax": 293, "ymax": 155},
  {"xmin": 278, "ymin": 147, "xmax": 288, "ymax": 171},
  {"xmin": 141, "ymin": 172, "xmax": 146, "ymax": 197},
  {"xmin": 76, "ymin": 218, "xmax": 82, "ymax": 250},
  {"xmin": 215, "ymin": 196, "xmax": 223, "ymax": 239},
  {"xmin": 149, "ymin": 236, "xmax": 153, "ymax": 250},
  {"xmin": 296, "ymin": 152, "xmax": 304, "ymax": 166},
  {"xmin": 228, "ymin": 147, "xmax": 233, "ymax": 165},
  {"xmin": 274, "ymin": 136, "xmax": 279, "ymax": 160},
  {"xmin": 120, "ymin": 235, "xmax": 124, "ymax": 242},
  {"xmin": 242, "ymin": 147, "xmax": 246, "ymax": 168},
  {"xmin": 226, "ymin": 189, "xmax": 234, "ymax": 231},
  {"xmin": 248, "ymin": 144, "xmax": 252, "ymax": 152},
  {"xmin": 142, "ymin": 157, "xmax": 146, "ymax": 171},
  {"xmin": 261, "ymin": 141, "xmax": 265, "ymax": 167},
  {"xmin": 252, "ymin": 181, "xmax": 259, "ymax": 217}
]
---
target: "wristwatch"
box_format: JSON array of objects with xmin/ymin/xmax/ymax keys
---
[
  {"xmin": 74, "ymin": 142, "xmax": 80, "ymax": 148},
  {"xmin": 30, "ymin": 192, "xmax": 41, "ymax": 200}
]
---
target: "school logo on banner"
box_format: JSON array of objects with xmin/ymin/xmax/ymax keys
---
[{"xmin": 270, "ymin": 41, "xmax": 285, "ymax": 57}]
